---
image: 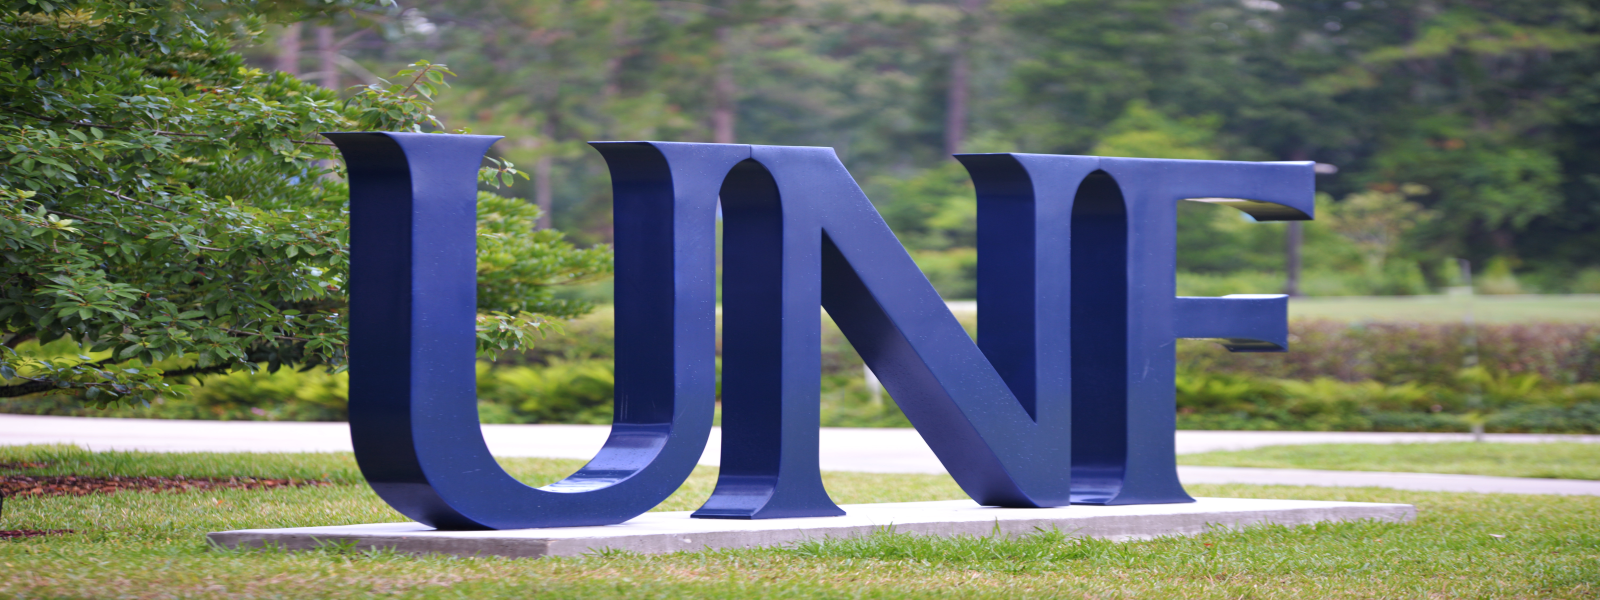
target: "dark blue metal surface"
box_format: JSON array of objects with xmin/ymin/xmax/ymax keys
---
[
  {"xmin": 329, "ymin": 133, "xmax": 738, "ymax": 530},
  {"xmin": 1089, "ymin": 157, "xmax": 1311, "ymax": 505},
  {"xmin": 954, "ymin": 154, "xmax": 1312, "ymax": 505},
  {"xmin": 329, "ymin": 131, "xmax": 1314, "ymax": 528},
  {"xmin": 690, "ymin": 151, "xmax": 844, "ymax": 519},
  {"xmin": 693, "ymin": 146, "xmax": 1078, "ymax": 517}
]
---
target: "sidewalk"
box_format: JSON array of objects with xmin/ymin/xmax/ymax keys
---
[{"xmin": 4, "ymin": 414, "xmax": 1597, "ymax": 495}]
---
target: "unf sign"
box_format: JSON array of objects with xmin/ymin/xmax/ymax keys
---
[{"xmin": 325, "ymin": 133, "xmax": 1313, "ymax": 531}]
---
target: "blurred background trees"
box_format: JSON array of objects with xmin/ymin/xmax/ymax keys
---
[
  {"xmin": 271, "ymin": 0, "xmax": 1599, "ymax": 296},
  {"xmin": 5, "ymin": 0, "xmax": 1598, "ymax": 424}
]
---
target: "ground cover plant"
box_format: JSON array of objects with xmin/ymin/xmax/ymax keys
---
[
  {"xmin": 1178, "ymin": 442, "xmax": 1600, "ymax": 481},
  {"xmin": 11, "ymin": 306, "xmax": 1595, "ymax": 435},
  {"xmin": 0, "ymin": 445, "xmax": 1596, "ymax": 598}
]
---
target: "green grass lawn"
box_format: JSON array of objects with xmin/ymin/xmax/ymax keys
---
[
  {"xmin": 1178, "ymin": 442, "xmax": 1600, "ymax": 480},
  {"xmin": 1286, "ymin": 294, "xmax": 1600, "ymax": 323},
  {"xmin": 3, "ymin": 445, "xmax": 1597, "ymax": 598}
]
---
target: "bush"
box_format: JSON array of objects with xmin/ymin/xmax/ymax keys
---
[
  {"xmin": 476, "ymin": 360, "xmax": 615, "ymax": 424},
  {"xmin": 0, "ymin": 366, "xmax": 348, "ymax": 421},
  {"xmin": 1173, "ymin": 369, "xmax": 1600, "ymax": 433},
  {"xmin": 1182, "ymin": 319, "xmax": 1600, "ymax": 387},
  {"xmin": 909, "ymin": 248, "xmax": 978, "ymax": 300},
  {"xmin": 9, "ymin": 304, "xmax": 1598, "ymax": 433},
  {"xmin": 493, "ymin": 307, "xmax": 617, "ymax": 367},
  {"xmin": 182, "ymin": 369, "xmax": 349, "ymax": 421}
]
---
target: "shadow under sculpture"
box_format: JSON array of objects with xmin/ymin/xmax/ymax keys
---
[{"xmin": 326, "ymin": 132, "xmax": 1313, "ymax": 530}]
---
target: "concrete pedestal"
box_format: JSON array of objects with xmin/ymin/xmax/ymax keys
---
[{"xmin": 208, "ymin": 498, "xmax": 1414, "ymax": 559}]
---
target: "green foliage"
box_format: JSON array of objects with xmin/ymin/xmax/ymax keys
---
[
  {"xmin": 475, "ymin": 191, "xmax": 610, "ymax": 317},
  {"xmin": 864, "ymin": 160, "xmax": 977, "ymax": 253},
  {"xmin": 1089, "ymin": 100, "xmax": 1222, "ymax": 160},
  {"xmin": 1174, "ymin": 368, "xmax": 1600, "ymax": 433},
  {"xmin": 1476, "ymin": 256, "xmax": 1524, "ymax": 295},
  {"xmin": 28, "ymin": 305, "xmax": 1593, "ymax": 433},
  {"xmin": 0, "ymin": 0, "xmax": 612, "ymax": 405},
  {"xmin": 907, "ymin": 247, "xmax": 976, "ymax": 300},
  {"xmin": 1320, "ymin": 187, "xmax": 1435, "ymax": 278},
  {"xmin": 295, "ymin": 0, "xmax": 1600, "ymax": 290},
  {"xmin": 993, "ymin": 0, "xmax": 1600, "ymax": 283},
  {"xmin": 475, "ymin": 359, "xmax": 614, "ymax": 424}
]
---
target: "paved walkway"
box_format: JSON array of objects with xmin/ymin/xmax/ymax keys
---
[
  {"xmin": 1177, "ymin": 466, "xmax": 1600, "ymax": 496},
  {"xmin": 4, "ymin": 414, "xmax": 1597, "ymax": 496}
]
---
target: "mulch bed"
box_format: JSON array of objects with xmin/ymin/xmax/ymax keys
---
[
  {"xmin": 2, "ymin": 475, "xmax": 330, "ymax": 499},
  {"xmin": 1, "ymin": 529, "xmax": 75, "ymax": 539},
  {"xmin": 1, "ymin": 466, "xmax": 329, "ymax": 541}
]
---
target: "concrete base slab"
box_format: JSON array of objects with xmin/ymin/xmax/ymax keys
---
[{"xmin": 208, "ymin": 498, "xmax": 1415, "ymax": 559}]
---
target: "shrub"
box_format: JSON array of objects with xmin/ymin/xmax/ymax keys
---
[
  {"xmin": 1180, "ymin": 319, "xmax": 1600, "ymax": 387},
  {"xmin": 909, "ymin": 248, "xmax": 979, "ymax": 300},
  {"xmin": 1172, "ymin": 368, "xmax": 1600, "ymax": 433},
  {"xmin": 475, "ymin": 360, "xmax": 615, "ymax": 424},
  {"xmin": 8, "ymin": 304, "xmax": 1598, "ymax": 433},
  {"xmin": 0, "ymin": 366, "xmax": 348, "ymax": 421}
]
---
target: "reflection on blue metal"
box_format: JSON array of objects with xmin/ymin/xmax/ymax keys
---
[
  {"xmin": 329, "ymin": 133, "xmax": 739, "ymax": 529},
  {"xmin": 697, "ymin": 146, "xmax": 1079, "ymax": 518},
  {"xmin": 958, "ymin": 154, "xmax": 1311, "ymax": 505},
  {"xmin": 328, "ymin": 133, "xmax": 1313, "ymax": 530}
]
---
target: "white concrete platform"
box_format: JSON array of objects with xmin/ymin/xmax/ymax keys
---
[{"xmin": 207, "ymin": 497, "xmax": 1415, "ymax": 559}]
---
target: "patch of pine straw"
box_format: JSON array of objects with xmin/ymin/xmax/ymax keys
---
[
  {"xmin": 2, "ymin": 474, "xmax": 328, "ymax": 499},
  {"xmin": 0, "ymin": 529, "xmax": 74, "ymax": 539}
]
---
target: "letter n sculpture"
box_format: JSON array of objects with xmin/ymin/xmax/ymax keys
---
[{"xmin": 325, "ymin": 133, "xmax": 1313, "ymax": 530}]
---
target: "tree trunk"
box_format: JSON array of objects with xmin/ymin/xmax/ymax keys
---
[
  {"xmin": 3, "ymin": 331, "xmax": 34, "ymax": 350},
  {"xmin": 316, "ymin": 26, "xmax": 339, "ymax": 90},
  {"xmin": 944, "ymin": 0, "xmax": 985, "ymax": 156},
  {"xmin": 1284, "ymin": 148, "xmax": 1310, "ymax": 296},
  {"xmin": 1284, "ymin": 222, "xmax": 1303, "ymax": 296},
  {"xmin": 603, "ymin": 5, "xmax": 627, "ymax": 103},
  {"xmin": 275, "ymin": 23, "xmax": 301, "ymax": 76},
  {"xmin": 712, "ymin": 26, "xmax": 736, "ymax": 144},
  {"xmin": 945, "ymin": 51, "xmax": 969, "ymax": 156},
  {"xmin": 0, "ymin": 378, "xmax": 64, "ymax": 398},
  {"xmin": 535, "ymin": 154, "xmax": 553, "ymax": 230}
]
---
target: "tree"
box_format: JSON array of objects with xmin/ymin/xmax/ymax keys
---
[
  {"xmin": 994, "ymin": 0, "xmax": 1600, "ymax": 288},
  {"xmin": 1320, "ymin": 185, "xmax": 1435, "ymax": 278},
  {"xmin": 0, "ymin": 0, "xmax": 611, "ymax": 404}
]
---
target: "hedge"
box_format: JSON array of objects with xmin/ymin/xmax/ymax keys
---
[{"xmin": 5, "ymin": 310, "xmax": 1598, "ymax": 433}]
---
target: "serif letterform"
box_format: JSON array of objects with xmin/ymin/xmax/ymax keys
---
[{"xmin": 326, "ymin": 133, "xmax": 1313, "ymax": 531}]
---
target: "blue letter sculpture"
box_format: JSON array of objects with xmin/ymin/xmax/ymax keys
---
[
  {"xmin": 327, "ymin": 133, "xmax": 1312, "ymax": 530},
  {"xmin": 959, "ymin": 154, "xmax": 1309, "ymax": 505},
  {"xmin": 329, "ymin": 133, "xmax": 742, "ymax": 529}
]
